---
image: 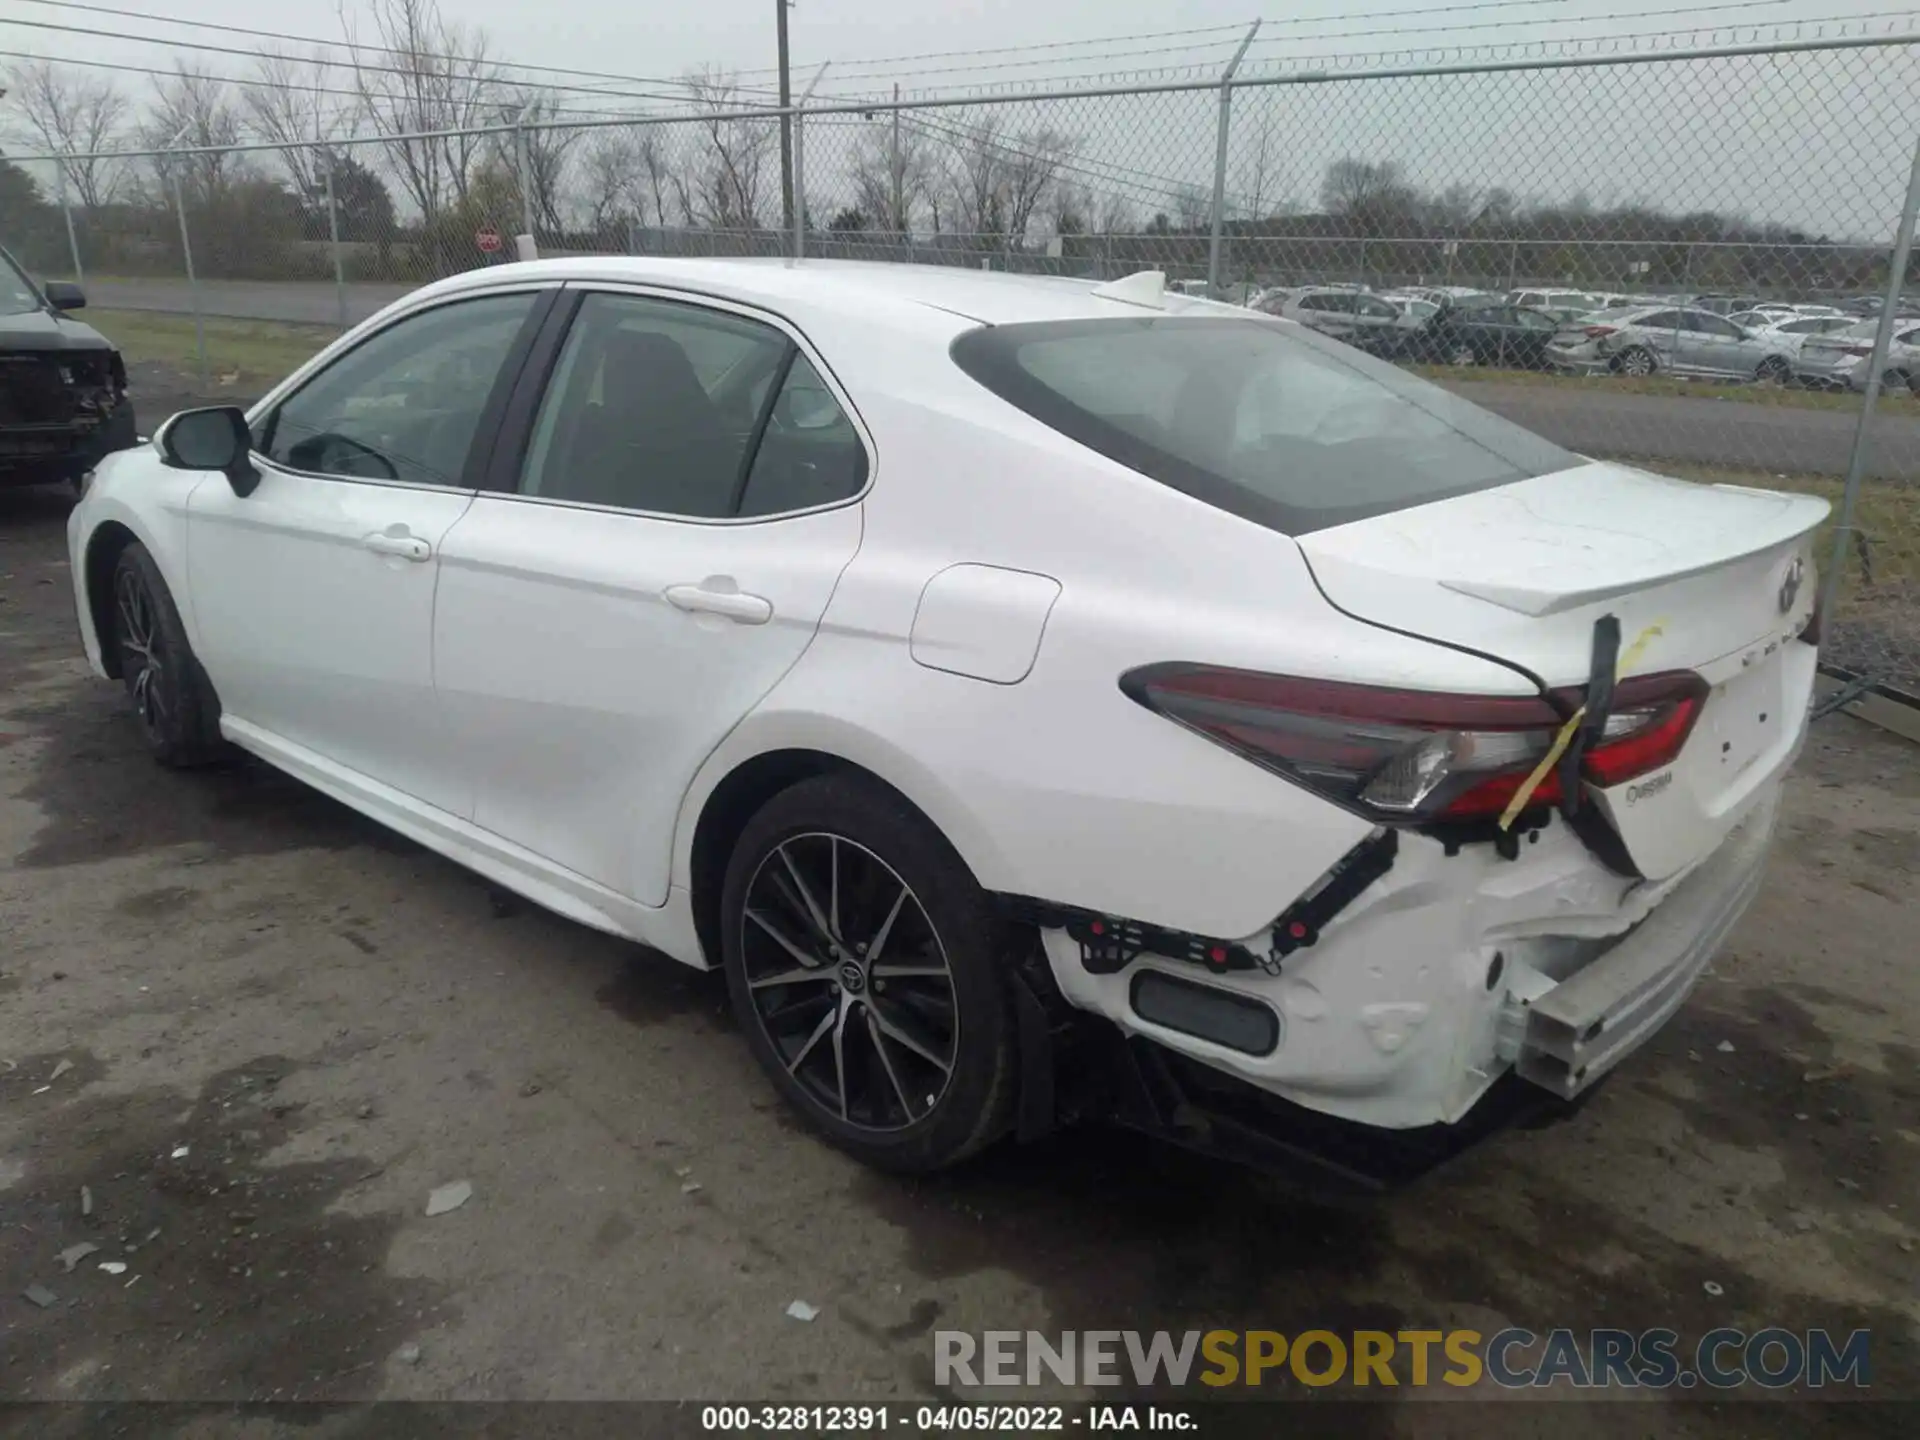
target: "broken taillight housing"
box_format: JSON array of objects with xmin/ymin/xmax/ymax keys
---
[{"xmin": 1120, "ymin": 665, "xmax": 1707, "ymax": 825}]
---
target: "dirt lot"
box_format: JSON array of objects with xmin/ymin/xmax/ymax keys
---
[{"xmin": 2, "ymin": 471, "xmax": 1918, "ymax": 1435}]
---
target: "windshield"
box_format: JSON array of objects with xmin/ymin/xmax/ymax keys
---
[
  {"xmin": 0, "ymin": 248, "xmax": 44, "ymax": 317},
  {"xmin": 950, "ymin": 316, "xmax": 1576, "ymax": 536}
]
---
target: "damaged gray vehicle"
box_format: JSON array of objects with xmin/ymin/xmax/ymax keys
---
[{"xmin": 0, "ymin": 244, "xmax": 136, "ymax": 490}]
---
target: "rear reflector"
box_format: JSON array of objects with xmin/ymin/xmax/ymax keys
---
[
  {"xmin": 1121, "ymin": 665, "xmax": 1707, "ymax": 825},
  {"xmin": 1131, "ymin": 970, "xmax": 1280, "ymax": 1056}
]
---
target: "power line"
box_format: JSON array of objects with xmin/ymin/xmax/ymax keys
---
[
  {"xmin": 0, "ymin": 16, "xmax": 718, "ymax": 110},
  {"xmin": 0, "ymin": 48, "xmax": 691, "ymax": 126},
  {"xmin": 8, "ymin": 0, "xmax": 707, "ymax": 93},
  {"xmin": 819, "ymin": 0, "xmax": 1805, "ymax": 82}
]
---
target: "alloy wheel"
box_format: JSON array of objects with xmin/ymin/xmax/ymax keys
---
[
  {"xmin": 114, "ymin": 565, "xmax": 170, "ymax": 740},
  {"xmin": 738, "ymin": 832, "xmax": 957, "ymax": 1132}
]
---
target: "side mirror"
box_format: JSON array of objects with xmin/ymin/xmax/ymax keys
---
[
  {"xmin": 157, "ymin": 406, "xmax": 260, "ymax": 497},
  {"xmin": 43, "ymin": 280, "xmax": 86, "ymax": 311}
]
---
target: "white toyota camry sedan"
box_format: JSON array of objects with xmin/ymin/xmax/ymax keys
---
[{"xmin": 67, "ymin": 258, "xmax": 1824, "ymax": 1180}]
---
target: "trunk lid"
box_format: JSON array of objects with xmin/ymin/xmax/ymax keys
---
[{"xmin": 1296, "ymin": 461, "xmax": 1826, "ymax": 878}]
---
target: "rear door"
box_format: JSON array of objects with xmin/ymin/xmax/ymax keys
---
[
  {"xmin": 430, "ymin": 287, "xmax": 867, "ymax": 905},
  {"xmin": 1681, "ymin": 310, "xmax": 1754, "ymax": 377}
]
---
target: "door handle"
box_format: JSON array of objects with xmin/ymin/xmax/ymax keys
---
[
  {"xmin": 665, "ymin": 581, "xmax": 773, "ymax": 625},
  {"xmin": 363, "ymin": 529, "xmax": 431, "ymax": 562}
]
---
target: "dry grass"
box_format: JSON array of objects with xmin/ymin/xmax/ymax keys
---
[{"xmin": 88, "ymin": 309, "xmax": 337, "ymax": 390}]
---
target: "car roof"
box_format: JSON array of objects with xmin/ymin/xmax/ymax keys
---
[{"xmin": 406, "ymin": 256, "xmax": 1245, "ymax": 331}]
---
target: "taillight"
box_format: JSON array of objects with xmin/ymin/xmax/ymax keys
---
[
  {"xmin": 1582, "ymin": 325, "xmax": 1618, "ymax": 339},
  {"xmin": 1841, "ymin": 344, "xmax": 1873, "ymax": 357},
  {"xmin": 1121, "ymin": 665, "xmax": 1707, "ymax": 825}
]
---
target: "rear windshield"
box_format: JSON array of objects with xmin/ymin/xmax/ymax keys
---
[{"xmin": 949, "ymin": 316, "xmax": 1576, "ymax": 535}]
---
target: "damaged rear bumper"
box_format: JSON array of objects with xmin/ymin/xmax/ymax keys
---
[{"xmin": 1509, "ymin": 790, "xmax": 1775, "ymax": 1097}]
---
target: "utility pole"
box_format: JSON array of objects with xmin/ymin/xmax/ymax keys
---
[{"xmin": 778, "ymin": 0, "xmax": 794, "ymax": 235}]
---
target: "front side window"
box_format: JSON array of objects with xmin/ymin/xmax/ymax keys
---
[
  {"xmin": 521, "ymin": 292, "xmax": 864, "ymax": 519},
  {"xmin": 952, "ymin": 316, "xmax": 1574, "ymax": 536},
  {"xmin": 262, "ymin": 293, "xmax": 538, "ymax": 486},
  {"xmin": 0, "ymin": 247, "xmax": 42, "ymax": 317}
]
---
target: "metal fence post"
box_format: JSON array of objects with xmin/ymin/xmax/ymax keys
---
[
  {"xmin": 514, "ymin": 108, "xmax": 535, "ymax": 247},
  {"xmin": 791, "ymin": 64, "xmax": 831, "ymax": 262},
  {"xmin": 57, "ymin": 167, "xmax": 84, "ymax": 283},
  {"xmin": 1820, "ymin": 130, "xmax": 1920, "ymax": 634},
  {"xmin": 1207, "ymin": 22, "xmax": 1261, "ymax": 298},
  {"xmin": 324, "ymin": 153, "xmax": 348, "ymax": 333},
  {"xmin": 166, "ymin": 139, "xmax": 208, "ymax": 392},
  {"xmin": 791, "ymin": 109, "xmax": 806, "ymax": 261}
]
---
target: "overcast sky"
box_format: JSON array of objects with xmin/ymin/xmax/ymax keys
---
[
  {"xmin": 12, "ymin": 0, "xmax": 1915, "ymax": 102},
  {"xmin": 5, "ymin": 0, "xmax": 1918, "ymax": 238}
]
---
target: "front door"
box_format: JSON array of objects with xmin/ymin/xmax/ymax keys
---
[
  {"xmin": 187, "ymin": 289, "xmax": 547, "ymax": 813},
  {"xmin": 432, "ymin": 288, "xmax": 869, "ymax": 904}
]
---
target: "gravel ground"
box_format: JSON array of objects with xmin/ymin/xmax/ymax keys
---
[{"xmin": 2, "ymin": 475, "xmax": 1917, "ymax": 1437}]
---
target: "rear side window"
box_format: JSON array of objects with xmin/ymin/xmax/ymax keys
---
[{"xmin": 951, "ymin": 316, "xmax": 1575, "ymax": 536}]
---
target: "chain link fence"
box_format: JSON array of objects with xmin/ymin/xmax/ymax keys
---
[{"xmin": 7, "ymin": 35, "xmax": 1919, "ymax": 695}]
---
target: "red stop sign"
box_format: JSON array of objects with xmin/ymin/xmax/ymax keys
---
[{"xmin": 475, "ymin": 226, "xmax": 503, "ymax": 254}]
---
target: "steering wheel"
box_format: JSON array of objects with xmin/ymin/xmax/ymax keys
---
[{"xmin": 290, "ymin": 430, "xmax": 400, "ymax": 481}]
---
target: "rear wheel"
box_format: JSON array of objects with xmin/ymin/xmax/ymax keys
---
[
  {"xmin": 719, "ymin": 773, "xmax": 1017, "ymax": 1173},
  {"xmin": 109, "ymin": 542, "xmax": 226, "ymax": 767},
  {"xmin": 1614, "ymin": 346, "xmax": 1656, "ymax": 377}
]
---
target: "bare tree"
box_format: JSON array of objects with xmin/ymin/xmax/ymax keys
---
[
  {"xmin": 1320, "ymin": 157, "xmax": 1420, "ymax": 233},
  {"xmin": 576, "ymin": 127, "xmax": 672, "ymax": 235},
  {"xmin": 1170, "ymin": 184, "xmax": 1209, "ymax": 231},
  {"xmin": 245, "ymin": 50, "xmax": 343, "ymax": 198},
  {"xmin": 998, "ymin": 127, "xmax": 1075, "ymax": 250},
  {"xmin": 847, "ymin": 114, "xmax": 931, "ymax": 236},
  {"xmin": 7, "ymin": 59, "xmax": 129, "ymax": 208},
  {"xmin": 140, "ymin": 64, "xmax": 246, "ymax": 204},
  {"xmin": 682, "ymin": 71, "xmax": 774, "ymax": 230},
  {"xmin": 490, "ymin": 88, "xmax": 581, "ymax": 235},
  {"xmin": 1095, "ymin": 191, "xmax": 1140, "ymax": 235},
  {"xmin": 344, "ymin": 0, "xmax": 500, "ymax": 226},
  {"xmin": 938, "ymin": 111, "xmax": 1005, "ymax": 246},
  {"xmin": 1238, "ymin": 110, "xmax": 1280, "ymax": 221}
]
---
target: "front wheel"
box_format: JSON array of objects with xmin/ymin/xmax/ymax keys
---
[
  {"xmin": 1614, "ymin": 346, "xmax": 1656, "ymax": 377},
  {"xmin": 719, "ymin": 774, "xmax": 1017, "ymax": 1173},
  {"xmin": 109, "ymin": 542, "xmax": 226, "ymax": 767}
]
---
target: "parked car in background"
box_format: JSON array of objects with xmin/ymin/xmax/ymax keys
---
[
  {"xmin": 1421, "ymin": 297, "xmax": 1560, "ymax": 368},
  {"xmin": 64, "ymin": 257, "xmax": 1826, "ymax": 1177},
  {"xmin": 0, "ymin": 245, "xmax": 137, "ymax": 490},
  {"xmin": 1687, "ymin": 294, "xmax": 1764, "ymax": 317},
  {"xmin": 1726, "ymin": 312, "xmax": 1857, "ymax": 361},
  {"xmin": 1278, "ymin": 287, "xmax": 1404, "ymax": 348},
  {"xmin": 1546, "ymin": 305, "xmax": 1798, "ymax": 381},
  {"xmin": 1793, "ymin": 316, "xmax": 1920, "ymax": 393},
  {"xmin": 1508, "ymin": 288, "xmax": 1598, "ymax": 321}
]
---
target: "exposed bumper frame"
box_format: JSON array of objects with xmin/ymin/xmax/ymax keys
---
[{"xmin": 1514, "ymin": 792, "xmax": 1776, "ymax": 1098}]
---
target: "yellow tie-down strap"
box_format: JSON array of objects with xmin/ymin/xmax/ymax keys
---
[{"xmin": 1497, "ymin": 623, "xmax": 1665, "ymax": 832}]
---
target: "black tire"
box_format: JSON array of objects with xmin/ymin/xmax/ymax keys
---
[
  {"xmin": 719, "ymin": 773, "xmax": 1017, "ymax": 1173},
  {"xmin": 1614, "ymin": 346, "xmax": 1656, "ymax": 377},
  {"xmin": 108, "ymin": 542, "xmax": 227, "ymax": 767},
  {"xmin": 1755, "ymin": 356, "xmax": 1791, "ymax": 385}
]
